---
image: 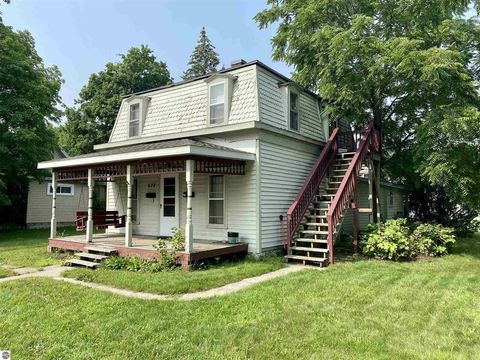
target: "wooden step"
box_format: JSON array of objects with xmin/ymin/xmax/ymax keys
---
[
  {"xmin": 291, "ymin": 246, "xmax": 328, "ymax": 253},
  {"xmin": 84, "ymin": 245, "xmax": 117, "ymax": 255},
  {"xmin": 67, "ymin": 259, "xmax": 99, "ymax": 269},
  {"xmin": 76, "ymin": 252, "xmax": 108, "ymax": 261},
  {"xmin": 301, "ymin": 230, "xmax": 329, "ymax": 235},
  {"xmin": 285, "ymin": 255, "xmax": 327, "ymax": 263},
  {"xmin": 304, "ymin": 222, "xmax": 328, "ymax": 227},
  {"xmin": 295, "ymin": 238, "xmax": 328, "ymax": 244}
]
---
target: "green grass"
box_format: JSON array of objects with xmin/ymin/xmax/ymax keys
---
[
  {"xmin": 0, "ymin": 267, "xmax": 15, "ymax": 278},
  {"xmin": 0, "ymin": 227, "xmax": 101, "ymax": 269},
  {"xmin": 63, "ymin": 256, "xmax": 285, "ymax": 295},
  {"xmin": 0, "ymin": 234, "xmax": 479, "ymax": 359}
]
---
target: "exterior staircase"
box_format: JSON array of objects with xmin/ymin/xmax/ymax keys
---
[
  {"xmin": 67, "ymin": 245, "xmax": 117, "ymax": 269},
  {"xmin": 285, "ymin": 123, "xmax": 381, "ymax": 267}
]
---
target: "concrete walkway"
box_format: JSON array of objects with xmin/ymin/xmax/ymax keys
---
[{"xmin": 0, "ymin": 264, "xmax": 312, "ymax": 301}]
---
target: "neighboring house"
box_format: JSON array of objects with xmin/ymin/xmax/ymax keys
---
[
  {"xmin": 38, "ymin": 59, "xmax": 408, "ymax": 266},
  {"xmin": 27, "ymin": 149, "xmax": 105, "ymax": 229}
]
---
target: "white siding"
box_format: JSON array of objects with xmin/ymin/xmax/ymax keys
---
[
  {"xmin": 342, "ymin": 181, "xmax": 406, "ymax": 232},
  {"xmin": 259, "ymin": 139, "xmax": 321, "ymax": 250},
  {"xmin": 257, "ymin": 67, "xmax": 326, "ymax": 142},
  {"xmin": 26, "ymin": 181, "xmax": 88, "ymax": 226},
  {"xmin": 109, "ymin": 66, "xmax": 258, "ymax": 142},
  {"xmin": 105, "ymin": 163, "xmax": 259, "ymax": 253}
]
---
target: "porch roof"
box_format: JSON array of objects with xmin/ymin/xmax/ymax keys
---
[{"xmin": 38, "ymin": 138, "xmax": 255, "ymax": 170}]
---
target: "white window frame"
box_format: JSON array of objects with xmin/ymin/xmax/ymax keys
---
[
  {"xmin": 47, "ymin": 182, "xmax": 74, "ymax": 196},
  {"xmin": 129, "ymin": 102, "xmax": 141, "ymax": 138},
  {"xmin": 288, "ymin": 89, "xmax": 300, "ymax": 132},
  {"xmin": 207, "ymin": 82, "xmax": 227, "ymax": 126},
  {"xmin": 208, "ymin": 175, "xmax": 226, "ymax": 226}
]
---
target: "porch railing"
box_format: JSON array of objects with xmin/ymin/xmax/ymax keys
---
[
  {"xmin": 326, "ymin": 123, "xmax": 381, "ymax": 263},
  {"xmin": 286, "ymin": 128, "xmax": 340, "ymax": 252}
]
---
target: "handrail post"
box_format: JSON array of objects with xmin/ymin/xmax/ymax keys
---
[{"xmin": 327, "ymin": 214, "xmax": 334, "ymax": 264}]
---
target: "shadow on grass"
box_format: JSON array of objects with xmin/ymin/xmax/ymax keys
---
[{"xmin": 449, "ymin": 233, "xmax": 480, "ymax": 259}]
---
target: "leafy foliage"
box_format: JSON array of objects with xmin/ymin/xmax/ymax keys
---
[
  {"xmin": 0, "ymin": 20, "xmax": 62, "ymax": 211},
  {"xmin": 408, "ymin": 185, "xmax": 479, "ymax": 235},
  {"xmin": 58, "ymin": 45, "xmax": 172, "ymax": 155},
  {"xmin": 412, "ymin": 223, "xmax": 456, "ymax": 256},
  {"xmin": 361, "ymin": 218, "xmax": 456, "ymax": 260},
  {"xmin": 361, "ymin": 219, "xmax": 417, "ymax": 260},
  {"xmin": 102, "ymin": 256, "xmax": 177, "ymax": 273},
  {"xmin": 255, "ymin": 0, "xmax": 480, "ymax": 209},
  {"xmin": 182, "ymin": 26, "xmax": 220, "ymax": 80}
]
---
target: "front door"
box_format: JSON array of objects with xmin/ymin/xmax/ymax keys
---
[{"xmin": 159, "ymin": 174, "xmax": 179, "ymax": 237}]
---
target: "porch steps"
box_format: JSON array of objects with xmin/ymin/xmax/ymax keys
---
[
  {"xmin": 66, "ymin": 246, "xmax": 117, "ymax": 269},
  {"xmin": 67, "ymin": 259, "xmax": 100, "ymax": 269}
]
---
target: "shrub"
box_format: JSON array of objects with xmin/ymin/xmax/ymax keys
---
[
  {"xmin": 412, "ymin": 223, "xmax": 456, "ymax": 256},
  {"xmin": 102, "ymin": 256, "xmax": 177, "ymax": 273},
  {"xmin": 361, "ymin": 218, "xmax": 456, "ymax": 261},
  {"xmin": 361, "ymin": 219, "xmax": 418, "ymax": 260}
]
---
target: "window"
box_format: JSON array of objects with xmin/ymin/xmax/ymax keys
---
[
  {"xmin": 389, "ymin": 191, "xmax": 394, "ymax": 205},
  {"xmin": 47, "ymin": 183, "xmax": 74, "ymax": 196},
  {"xmin": 209, "ymin": 83, "xmax": 225, "ymax": 125},
  {"xmin": 131, "ymin": 179, "xmax": 138, "ymax": 222},
  {"xmin": 208, "ymin": 175, "xmax": 224, "ymax": 225},
  {"xmin": 162, "ymin": 177, "xmax": 176, "ymax": 217},
  {"xmin": 129, "ymin": 103, "xmax": 140, "ymax": 137},
  {"xmin": 289, "ymin": 91, "xmax": 299, "ymax": 131}
]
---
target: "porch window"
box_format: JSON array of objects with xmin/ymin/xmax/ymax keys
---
[
  {"xmin": 47, "ymin": 182, "xmax": 74, "ymax": 196},
  {"xmin": 289, "ymin": 91, "xmax": 299, "ymax": 131},
  {"xmin": 208, "ymin": 175, "xmax": 224, "ymax": 224},
  {"xmin": 129, "ymin": 103, "xmax": 140, "ymax": 137},
  {"xmin": 209, "ymin": 83, "xmax": 225, "ymax": 125},
  {"xmin": 132, "ymin": 179, "xmax": 138, "ymax": 222}
]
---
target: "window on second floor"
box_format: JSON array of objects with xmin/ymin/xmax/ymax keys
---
[
  {"xmin": 209, "ymin": 83, "xmax": 225, "ymax": 125},
  {"xmin": 129, "ymin": 103, "xmax": 140, "ymax": 137},
  {"xmin": 289, "ymin": 91, "xmax": 299, "ymax": 131}
]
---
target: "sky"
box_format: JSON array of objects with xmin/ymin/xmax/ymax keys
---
[{"xmin": 2, "ymin": 0, "xmax": 292, "ymax": 109}]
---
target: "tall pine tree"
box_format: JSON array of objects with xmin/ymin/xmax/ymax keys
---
[{"xmin": 182, "ymin": 27, "xmax": 220, "ymax": 80}]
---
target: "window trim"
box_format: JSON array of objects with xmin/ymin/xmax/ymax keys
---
[
  {"xmin": 208, "ymin": 174, "xmax": 226, "ymax": 227},
  {"xmin": 47, "ymin": 182, "xmax": 74, "ymax": 196},
  {"xmin": 206, "ymin": 77, "xmax": 234, "ymax": 127},
  {"xmin": 128, "ymin": 102, "xmax": 141, "ymax": 138},
  {"xmin": 288, "ymin": 88, "xmax": 300, "ymax": 132}
]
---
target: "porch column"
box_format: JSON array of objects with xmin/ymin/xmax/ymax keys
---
[
  {"xmin": 125, "ymin": 164, "xmax": 133, "ymax": 247},
  {"xmin": 368, "ymin": 160, "xmax": 377, "ymax": 223},
  {"xmin": 185, "ymin": 159, "xmax": 194, "ymax": 253},
  {"xmin": 50, "ymin": 170, "xmax": 57, "ymax": 239},
  {"xmin": 352, "ymin": 182, "xmax": 360, "ymax": 254},
  {"xmin": 86, "ymin": 168, "xmax": 94, "ymax": 243},
  {"xmin": 374, "ymin": 160, "xmax": 382, "ymax": 222}
]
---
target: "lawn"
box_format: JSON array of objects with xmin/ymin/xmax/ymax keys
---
[
  {"xmin": 0, "ymin": 227, "xmax": 101, "ymax": 268},
  {"xmin": 63, "ymin": 256, "xmax": 285, "ymax": 295},
  {"xmin": 0, "ymin": 234, "xmax": 479, "ymax": 359},
  {"xmin": 0, "ymin": 267, "xmax": 15, "ymax": 278}
]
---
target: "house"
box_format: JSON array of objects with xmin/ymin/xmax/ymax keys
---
[
  {"xmin": 38, "ymin": 59, "xmax": 407, "ymax": 267},
  {"xmin": 27, "ymin": 149, "xmax": 106, "ymax": 229}
]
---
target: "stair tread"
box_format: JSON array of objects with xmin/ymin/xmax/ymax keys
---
[
  {"xmin": 67, "ymin": 259, "xmax": 99, "ymax": 268},
  {"xmin": 301, "ymin": 230, "xmax": 329, "ymax": 234},
  {"xmin": 285, "ymin": 255, "xmax": 327, "ymax": 262},
  {"xmin": 304, "ymin": 222, "xmax": 328, "ymax": 226},
  {"xmin": 296, "ymin": 238, "xmax": 328, "ymax": 243},
  {"xmin": 84, "ymin": 245, "xmax": 117, "ymax": 255},
  {"xmin": 76, "ymin": 252, "xmax": 108, "ymax": 261},
  {"xmin": 291, "ymin": 246, "xmax": 328, "ymax": 253}
]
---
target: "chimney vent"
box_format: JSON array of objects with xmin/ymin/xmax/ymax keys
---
[{"xmin": 230, "ymin": 59, "xmax": 247, "ymax": 67}]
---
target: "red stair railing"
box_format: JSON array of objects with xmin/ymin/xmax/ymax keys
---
[
  {"xmin": 286, "ymin": 128, "xmax": 340, "ymax": 252},
  {"xmin": 326, "ymin": 123, "xmax": 381, "ymax": 264}
]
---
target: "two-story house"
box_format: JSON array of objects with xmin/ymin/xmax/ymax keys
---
[{"xmin": 38, "ymin": 59, "xmax": 407, "ymax": 267}]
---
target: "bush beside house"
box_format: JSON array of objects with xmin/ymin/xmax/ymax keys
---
[{"xmin": 361, "ymin": 219, "xmax": 455, "ymax": 261}]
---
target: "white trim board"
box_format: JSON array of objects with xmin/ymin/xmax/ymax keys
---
[{"xmin": 38, "ymin": 145, "xmax": 255, "ymax": 170}]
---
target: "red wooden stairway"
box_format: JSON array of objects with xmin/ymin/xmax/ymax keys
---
[{"xmin": 285, "ymin": 123, "xmax": 381, "ymax": 266}]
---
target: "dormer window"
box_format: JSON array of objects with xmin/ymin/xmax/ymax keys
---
[
  {"xmin": 209, "ymin": 83, "xmax": 225, "ymax": 124},
  {"xmin": 289, "ymin": 91, "xmax": 299, "ymax": 131},
  {"xmin": 129, "ymin": 103, "xmax": 140, "ymax": 137}
]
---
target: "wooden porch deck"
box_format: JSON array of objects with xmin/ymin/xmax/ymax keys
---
[{"xmin": 48, "ymin": 233, "xmax": 248, "ymax": 267}]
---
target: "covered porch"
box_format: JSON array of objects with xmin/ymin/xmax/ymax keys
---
[
  {"xmin": 38, "ymin": 139, "xmax": 255, "ymax": 264},
  {"xmin": 48, "ymin": 233, "xmax": 248, "ymax": 266}
]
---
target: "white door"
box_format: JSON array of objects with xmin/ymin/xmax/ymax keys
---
[{"xmin": 159, "ymin": 174, "xmax": 179, "ymax": 237}]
